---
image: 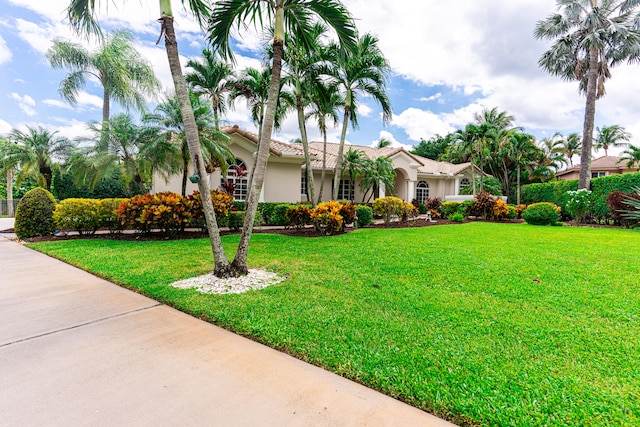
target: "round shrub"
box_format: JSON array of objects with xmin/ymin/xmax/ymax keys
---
[
  {"xmin": 447, "ymin": 212, "xmax": 464, "ymax": 222},
  {"xmin": 53, "ymin": 198, "xmax": 102, "ymax": 235},
  {"xmin": 311, "ymin": 201, "xmax": 345, "ymax": 235},
  {"xmin": 14, "ymin": 187, "xmax": 57, "ymax": 239},
  {"xmin": 285, "ymin": 205, "xmax": 312, "ymax": 230},
  {"xmin": 521, "ymin": 202, "xmax": 561, "ymax": 226},
  {"xmin": 356, "ymin": 205, "xmax": 374, "ymax": 227}
]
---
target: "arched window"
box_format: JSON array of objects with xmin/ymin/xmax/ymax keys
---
[
  {"xmin": 221, "ymin": 159, "xmax": 248, "ymax": 201},
  {"xmin": 460, "ymin": 178, "xmax": 470, "ymax": 193},
  {"xmin": 416, "ymin": 181, "xmax": 429, "ymax": 203}
]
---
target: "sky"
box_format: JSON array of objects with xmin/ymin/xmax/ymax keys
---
[{"xmin": 1, "ymin": 0, "xmax": 640, "ymax": 160}]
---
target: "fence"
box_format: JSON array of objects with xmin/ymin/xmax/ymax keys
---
[{"xmin": 0, "ymin": 200, "xmax": 20, "ymax": 218}]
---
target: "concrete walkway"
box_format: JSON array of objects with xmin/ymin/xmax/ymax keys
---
[{"xmin": 0, "ymin": 236, "xmax": 455, "ymax": 426}]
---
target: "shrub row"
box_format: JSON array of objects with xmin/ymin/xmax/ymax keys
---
[
  {"xmin": 521, "ymin": 172, "xmax": 640, "ymax": 221},
  {"xmin": 54, "ymin": 198, "xmax": 128, "ymax": 235}
]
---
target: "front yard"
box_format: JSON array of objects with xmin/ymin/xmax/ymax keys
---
[{"xmin": 30, "ymin": 222, "xmax": 640, "ymax": 426}]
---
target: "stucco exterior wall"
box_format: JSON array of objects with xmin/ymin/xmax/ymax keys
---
[{"xmin": 265, "ymin": 161, "xmax": 304, "ymax": 203}]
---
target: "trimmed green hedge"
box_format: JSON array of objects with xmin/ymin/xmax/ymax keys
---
[
  {"xmin": 15, "ymin": 188, "xmax": 57, "ymax": 239},
  {"xmin": 521, "ymin": 173, "xmax": 640, "ymax": 221}
]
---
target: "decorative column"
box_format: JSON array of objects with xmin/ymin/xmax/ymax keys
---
[{"xmin": 407, "ymin": 180, "xmax": 415, "ymax": 202}]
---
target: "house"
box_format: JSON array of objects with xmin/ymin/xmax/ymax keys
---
[
  {"xmin": 152, "ymin": 125, "xmax": 479, "ymax": 203},
  {"xmin": 556, "ymin": 156, "xmax": 639, "ymax": 180}
]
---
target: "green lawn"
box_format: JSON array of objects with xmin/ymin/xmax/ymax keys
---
[{"xmin": 30, "ymin": 223, "xmax": 640, "ymax": 426}]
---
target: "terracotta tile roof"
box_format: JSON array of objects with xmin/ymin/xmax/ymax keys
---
[
  {"xmin": 307, "ymin": 141, "xmax": 472, "ymax": 175},
  {"xmin": 221, "ymin": 125, "xmax": 306, "ymax": 157},
  {"xmin": 556, "ymin": 155, "xmax": 637, "ymax": 176}
]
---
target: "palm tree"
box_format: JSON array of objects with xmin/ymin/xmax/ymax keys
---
[
  {"xmin": 67, "ymin": 0, "xmax": 234, "ymax": 277},
  {"xmin": 4, "ymin": 126, "xmax": 74, "ymax": 191},
  {"xmin": 185, "ymin": 49, "xmax": 235, "ymax": 130},
  {"xmin": 47, "ymin": 29, "xmax": 160, "ymax": 128},
  {"xmin": 508, "ymin": 132, "xmax": 536, "ymax": 205},
  {"xmin": 281, "ymin": 23, "xmax": 328, "ymax": 205},
  {"xmin": 71, "ymin": 113, "xmax": 168, "ymax": 193},
  {"xmin": 559, "ymin": 133, "xmax": 582, "ymax": 167},
  {"xmin": 539, "ymin": 134, "xmax": 567, "ymax": 171},
  {"xmin": 306, "ymin": 80, "xmax": 342, "ymax": 204},
  {"xmin": 618, "ymin": 145, "xmax": 640, "ymax": 169},
  {"xmin": 474, "ymin": 107, "xmax": 515, "ymax": 129},
  {"xmin": 535, "ymin": 0, "xmax": 640, "ymax": 189},
  {"xmin": 594, "ymin": 125, "xmax": 631, "ymax": 156},
  {"xmin": 376, "ymin": 137, "xmax": 392, "ymax": 149},
  {"xmin": 144, "ymin": 92, "xmax": 234, "ymax": 196},
  {"xmin": 359, "ymin": 156, "xmax": 395, "ymax": 203},
  {"xmin": 208, "ymin": 0, "xmax": 357, "ymax": 275},
  {"xmin": 328, "ymin": 33, "xmax": 392, "ymax": 200}
]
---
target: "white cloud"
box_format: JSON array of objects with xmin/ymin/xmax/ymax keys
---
[
  {"xmin": 75, "ymin": 91, "xmax": 103, "ymax": 109},
  {"xmin": 418, "ymin": 93, "xmax": 442, "ymax": 103},
  {"xmin": 371, "ymin": 130, "xmax": 412, "ymax": 150},
  {"xmin": 0, "ymin": 34, "xmax": 12, "ymax": 64},
  {"xmin": 0, "ymin": 119, "xmax": 12, "ymax": 134},
  {"xmin": 392, "ymin": 108, "xmax": 457, "ymax": 142},
  {"xmin": 9, "ymin": 92, "xmax": 37, "ymax": 116},
  {"xmin": 43, "ymin": 99, "xmax": 72, "ymax": 109},
  {"xmin": 358, "ymin": 104, "xmax": 373, "ymax": 118}
]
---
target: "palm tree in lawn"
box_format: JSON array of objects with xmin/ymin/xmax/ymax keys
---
[
  {"xmin": 327, "ymin": 33, "xmax": 393, "ymax": 200},
  {"xmin": 560, "ymin": 132, "xmax": 582, "ymax": 167},
  {"xmin": 306, "ymin": 80, "xmax": 342, "ymax": 203},
  {"xmin": 340, "ymin": 148, "xmax": 366, "ymax": 201},
  {"xmin": 281, "ymin": 23, "xmax": 329, "ymax": 205},
  {"xmin": 359, "ymin": 156, "xmax": 395, "ymax": 203},
  {"xmin": 67, "ymin": 0, "xmax": 235, "ymax": 277},
  {"xmin": 618, "ymin": 145, "xmax": 640, "ymax": 169},
  {"xmin": 47, "ymin": 29, "xmax": 159, "ymax": 133},
  {"xmin": 5, "ymin": 126, "xmax": 74, "ymax": 191},
  {"xmin": 208, "ymin": 0, "xmax": 357, "ymax": 275},
  {"xmin": 594, "ymin": 125, "xmax": 631, "ymax": 156},
  {"xmin": 535, "ymin": 0, "xmax": 640, "ymax": 189},
  {"xmin": 185, "ymin": 49, "xmax": 235, "ymax": 131},
  {"xmin": 509, "ymin": 131, "xmax": 537, "ymax": 205},
  {"xmin": 144, "ymin": 92, "xmax": 234, "ymax": 196}
]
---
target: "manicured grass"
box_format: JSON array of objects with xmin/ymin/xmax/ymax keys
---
[{"xmin": 30, "ymin": 223, "xmax": 640, "ymax": 426}]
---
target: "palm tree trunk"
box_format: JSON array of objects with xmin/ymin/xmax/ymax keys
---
[
  {"xmin": 7, "ymin": 169, "xmax": 14, "ymax": 217},
  {"xmin": 295, "ymin": 91, "xmax": 315, "ymax": 204},
  {"xmin": 181, "ymin": 142, "xmax": 189, "ymax": 196},
  {"xmin": 317, "ymin": 122, "xmax": 327, "ymax": 204},
  {"xmin": 516, "ymin": 163, "xmax": 521, "ymax": 205},
  {"xmin": 159, "ymin": 12, "xmax": 232, "ymax": 277},
  {"xmin": 333, "ymin": 93, "xmax": 351, "ymax": 199},
  {"xmin": 232, "ymin": 6, "xmax": 285, "ymax": 275},
  {"xmin": 101, "ymin": 88, "xmax": 110, "ymax": 145},
  {"xmin": 579, "ymin": 46, "xmax": 599, "ymax": 190}
]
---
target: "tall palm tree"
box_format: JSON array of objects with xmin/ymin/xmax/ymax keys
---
[
  {"xmin": 618, "ymin": 145, "xmax": 640, "ymax": 169},
  {"xmin": 328, "ymin": 32, "xmax": 392, "ymax": 200},
  {"xmin": 306, "ymin": 80, "xmax": 342, "ymax": 203},
  {"xmin": 281, "ymin": 23, "xmax": 328, "ymax": 205},
  {"xmin": 560, "ymin": 132, "xmax": 582, "ymax": 167},
  {"xmin": 508, "ymin": 132, "xmax": 536, "ymax": 205},
  {"xmin": 474, "ymin": 107, "xmax": 515, "ymax": 130},
  {"xmin": 535, "ymin": 0, "xmax": 640, "ymax": 189},
  {"xmin": 144, "ymin": 92, "xmax": 234, "ymax": 196},
  {"xmin": 594, "ymin": 124, "xmax": 631, "ymax": 156},
  {"xmin": 539, "ymin": 134, "xmax": 567, "ymax": 171},
  {"xmin": 208, "ymin": 0, "xmax": 357, "ymax": 275},
  {"xmin": 5, "ymin": 127, "xmax": 74, "ymax": 191},
  {"xmin": 47, "ymin": 29, "xmax": 160, "ymax": 128},
  {"xmin": 185, "ymin": 49, "xmax": 235, "ymax": 130},
  {"xmin": 0, "ymin": 138, "xmax": 16, "ymax": 216},
  {"xmin": 67, "ymin": 0, "xmax": 234, "ymax": 277}
]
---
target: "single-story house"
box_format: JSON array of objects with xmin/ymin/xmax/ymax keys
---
[
  {"xmin": 556, "ymin": 156, "xmax": 639, "ymax": 180},
  {"xmin": 152, "ymin": 125, "xmax": 480, "ymax": 203}
]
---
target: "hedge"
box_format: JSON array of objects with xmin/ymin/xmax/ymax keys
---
[{"xmin": 520, "ymin": 172, "xmax": 640, "ymax": 221}]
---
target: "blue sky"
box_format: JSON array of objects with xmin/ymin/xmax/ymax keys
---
[{"xmin": 2, "ymin": 0, "xmax": 640, "ymax": 158}]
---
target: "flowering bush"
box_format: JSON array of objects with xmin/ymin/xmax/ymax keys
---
[
  {"xmin": 310, "ymin": 201, "xmax": 344, "ymax": 234},
  {"xmin": 521, "ymin": 202, "xmax": 561, "ymax": 226},
  {"xmin": 564, "ymin": 189, "xmax": 593, "ymax": 224}
]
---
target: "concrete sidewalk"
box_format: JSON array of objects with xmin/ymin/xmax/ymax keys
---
[{"xmin": 0, "ymin": 236, "xmax": 455, "ymax": 426}]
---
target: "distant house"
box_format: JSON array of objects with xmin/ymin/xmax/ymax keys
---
[
  {"xmin": 152, "ymin": 125, "xmax": 480, "ymax": 203},
  {"xmin": 556, "ymin": 156, "xmax": 639, "ymax": 180}
]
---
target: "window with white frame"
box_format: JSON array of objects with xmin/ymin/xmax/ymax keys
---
[
  {"xmin": 333, "ymin": 179, "xmax": 354, "ymax": 201},
  {"xmin": 416, "ymin": 181, "xmax": 429, "ymax": 203},
  {"xmin": 301, "ymin": 175, "xmax": 307, "ymax": 197},
  {"xmin": 221, "ymin": 159, "xmax": 248, "ymax": 201},
  {"xmin": 592, "ymin": 171, "xmax": 606, "ymax": 178}
]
